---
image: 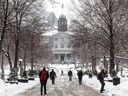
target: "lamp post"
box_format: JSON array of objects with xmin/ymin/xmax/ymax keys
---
[
  {"xmin": 100, "ymin": 57, "xmax": 104, "ymax": 69},
  {"xmin": 19, "ymin": 59, "xmax": 23, "ymax": 77},
  {"xmin": 19, "ymin": 59, "xmax": 22, "ymax": 67},
  {"xmin": 101, "ymin": 57, "xmax": 109, "ymax": 72},
  {"xmin": 101, "ymin": 58, "xmax": 103, "ymax": 62},
  {"xmin": 106, "ymin": 58, "xmax": 109, "ymax": 73}
]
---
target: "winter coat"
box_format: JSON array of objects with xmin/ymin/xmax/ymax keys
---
[
  {"xmin": 39, "ymin": 68, "xmax": 49, "ymax": 82},
  {"xmin": 77, "ymin": 70, "xmax": 83, "ymax": 79},
  {"xmin": 68, "ymin": 70, "xmax": 73, "ymax": 77},
  {"xmin": 50, "ymin": 70, "xmax": 56, "ymax": 80},
  {"xmin": 98, "ymin": 70, "xmax": 105, "ymax": 83}
]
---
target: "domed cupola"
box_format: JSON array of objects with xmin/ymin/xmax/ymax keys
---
[{"xmin": 58, "ymin": 14, "xmax": 67, "ymax": 31}]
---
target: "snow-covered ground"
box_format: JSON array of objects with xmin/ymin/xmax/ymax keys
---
[{"xmin": 0, "ymin": 64, "xmax": 128, "ymax": 96}]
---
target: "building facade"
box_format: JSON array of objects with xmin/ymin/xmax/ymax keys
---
[{"xmin": 43, "ymin": 14, "xmax": 73, "ymax": 64}]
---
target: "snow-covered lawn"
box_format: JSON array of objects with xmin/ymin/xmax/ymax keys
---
[
  {"xmin": 47, "ymin": 64, "xmax": 128, "ymax": 96},
  {"xmin": 0, "ymin": 78, "xmax": 39, "ymax": 96},
  {"xmin": 0, "ymin": 64, "xmax": 128, "ymax": 96},
  {"xmin": 82, "ymin": 74, "xmax": 128, "ymax": 96}
]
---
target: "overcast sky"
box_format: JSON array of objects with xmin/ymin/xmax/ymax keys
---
[{"xmin": 46, "ymin": 0, "xmax": 74, "ymax": 19}]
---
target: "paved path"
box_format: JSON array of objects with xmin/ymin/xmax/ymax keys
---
[{"xmin": 17, "ymin": 76, "xmax": 105, "ymax": 96}]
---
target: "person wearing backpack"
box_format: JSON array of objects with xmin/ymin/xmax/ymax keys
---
[
  {"xmin": 50, "ymin": 69, "xmax": 56, "ymax": 85},
  {"xmin": 39, "ymin": 67, "xmax": 49, "ymax": 95},
  {"xmin": 98, "ymin": 69, "xmax": 106, "ymax": 93}
]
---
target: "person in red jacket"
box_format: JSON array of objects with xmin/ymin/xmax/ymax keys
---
[{"xmin": 39, "ymin": 67, "xmax": 49, "ymax": 95}]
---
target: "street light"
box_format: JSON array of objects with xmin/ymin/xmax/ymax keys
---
[
  {"xmin": 19, "ymin": 59, "xmax": 22, "ymax": 61},
  {"xmin": 101, "ymin": 58, "xmax": 103, "ymax": 62},
  {"xmin": 19, "ymin": 59, "xmax": 22, "ymax": 67},
  {"xmin": 106, "ymin": 58, "xmax": 109, "ymax": 61},
  {"xmin": 106, "ymin": 58, "xmax": 109, "ymax": 73},
  {"xmin": 19, "ymin": 59, "xmax": 23, "ymax": 77}
]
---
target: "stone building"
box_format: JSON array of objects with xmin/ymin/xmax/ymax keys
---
[{"xmin": 43, "ymin": 13, "xmax": 73, "ymax": 64}]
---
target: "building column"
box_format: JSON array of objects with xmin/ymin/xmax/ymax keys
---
[
  {"xmin": 59, "ymin": 54, "xmax": 61, "ymax": 63},
  {"xmin": 65, "ymin": 54, "xmax": 67, "ymax": 64}
]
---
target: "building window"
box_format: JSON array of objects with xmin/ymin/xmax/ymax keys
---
[
  {"xmin": 61, "ymin": 44, "xmax": 64, "ymax": 48},
  {"xmin": 67, "ymin": 54, "xmax": 71, "ymax": 59},
  {"xmin": 59, "ymin": 21, "xmax": 62, "ymax": 24}
]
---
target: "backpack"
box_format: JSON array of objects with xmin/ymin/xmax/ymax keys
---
[{"xmin": 40, "ymin": 71, "xmax": 47, "ymax": 81}]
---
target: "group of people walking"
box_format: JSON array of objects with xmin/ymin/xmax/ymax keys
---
[
  {"xmin": 39, "ymin": 67, "xmax": 56, "ymax": 95},
  {"xmin": 39, "ymin": 67, "xmax": 106, "ymax": 95}
]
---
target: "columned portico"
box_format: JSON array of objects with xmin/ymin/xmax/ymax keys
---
[{"xmin": 53, "ymin": 52, "xmax": 72, "ymax": 64}]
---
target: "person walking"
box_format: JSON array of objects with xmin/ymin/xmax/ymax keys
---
[
  {"xmin": 77, "ymin": 70, "xmax": 83, "ymax": 85},
  {"xmin": 50, "ymin": 69, "xmax": 56, "ymax": 85},
  {"xmin": 88, "ymin": 70, "xmax": 92, "ymax": 78},
  {"xmin": 97, "ymin": 69, "xmax": 106, "ymax": 93},
  {"xmin": 61, "ymin": 70, "xmax": 64, "ymax": 76},
  {"xmin": 68, "ymin": 70, "xmax": 73, "ymax": 81},
  {"xmin": 39, "ymin": 67, "xmax": 49, "ymax": 95}
]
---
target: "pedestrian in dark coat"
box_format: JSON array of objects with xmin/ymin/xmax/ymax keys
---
[
  {"xmin": 39, "ymin": 67, "xmax": 49, "ymax": 95},
  {"xmin": 68, "ymin": 70, "xmax": 73, "ymax": 81},
  {"xmin": 77, "ymin": 70, "xmax": 83, "ymax": 85},
  {"xmin": 61, "ymin": 70, "xmax": 64, "ymax": 76},
  {"xmin": 50, "ymin": 69, "xmax": 56, "ymax": 85},
  {"xmin": 98, "ymin": 69, "xmax": 106, "ymax": 93},
  {"xmin": 88, "ymin": 70, "xmax": 92, "ymax": 78}
]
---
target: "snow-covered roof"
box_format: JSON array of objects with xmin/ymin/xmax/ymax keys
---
[
  {"xmin": 42, "ymin": 30, "xmax": 59, "ymax": 36},
  {"xmin": 42, "ymin": 30, "xmax": 73, "ymax": 36},
  {"xmin": 59, "ymin": 14, "xmax": 66, "ymax": 19}
]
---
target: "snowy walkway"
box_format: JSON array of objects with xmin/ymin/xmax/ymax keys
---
[{"xmin": 17, "ymin": 76, "xmax": 104, "ymax": 96}]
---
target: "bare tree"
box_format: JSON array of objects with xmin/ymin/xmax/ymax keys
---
[
  {"xmin": 0, "ymin": 0, "xmax": 47, "ymax": 78},
  {"xmin": 0, "ymin": 0, "xmax": 13, "ymax": 79},
  {"xmin": 70, "ymin": 20, "xmax": 100, "ymax": 72},
  {"xmin": 71, "ymin": 0, "xmax": 128, "ymax": 74},
  {"xmin": 7, "ymin": 0, "xmax": 47, "ymax": 70},
  {"xmin": 0, "ymin": 0, "xmax": 9, "ymax": 53}
]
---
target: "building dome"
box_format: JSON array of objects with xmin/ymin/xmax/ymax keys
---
[{"xmin": 59, "ymin": 14, "xmax": 66, "ymax": 19}]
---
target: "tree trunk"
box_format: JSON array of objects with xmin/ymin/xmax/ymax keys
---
[
  {"xmin": 23, "ymin": 47, "xmax": 27, "ymax": 72},
  {"xmin": 116, "ymin": 62, "xmax": 119, "ymax": 72},
  {"xmin": 1, "ymin": 51, "xmax": 4, "ymax": 80},
  {"xmin": 0, "ymin": 0, "xmax": 9, "ymax": 78},
  {"xmin": 7, "ymin": 53, "xmax": 13, "ymax": 69},
  {"xmin": 0, "ymin": 0, "xmax": 9, "ymax": 54},
  {"xmin": 14, "ymin": 37, "xmax": 19, "ymax": 70},
  {"xmin": 109, "ymin": 1, "xmax": 115, "ymax": 74},
  {"xmin": 31, "ymin": 35, "xmax": 34, "ymax": 71},
  {"xmin": 109, "ymin": 33, "xmax": 115, "ymax": 73},
  {"xmin": 90, "ymin": 42, "xmax": 97, "ymax": 72},
  {"xmin": 91, "ymin": 55, "xmax": 96, "ymax": 72},
  {"xmin": 2, "ymin": 49, "xmax": 13, "ymax": 69}
]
